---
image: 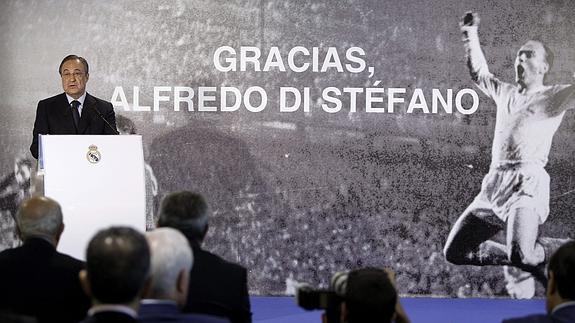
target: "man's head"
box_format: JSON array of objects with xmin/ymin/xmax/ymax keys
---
[
  {"xmin": 80, "ymin": 227, "xmax": 150, "ymax": 307},
  {"xmin": 514, "ymin": 40, "xmax": 554, "ymax": 87},
  {"xmin": 546, "ymin": 241, "xmax": 575, "ymax": 313},
  {"xmin": 144, "ymin": 228, "xmax": 193, "ymax": 306},
  {"xmin": 343, "ymin": 268, "xmax": 397, "ymax": 323},
  {"xmin": 157, "ymin": 191, "xmax": 210, "ymax": 246},
  {"xmin": 59, "ymin": 55, "xmax": 89, "ymax": 99},
  {"xmin": 16, "ymin": 196, "xmax": 64, "ymax": 245}
]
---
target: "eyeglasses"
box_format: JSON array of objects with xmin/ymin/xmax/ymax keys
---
[{"xmin": 61, "ymin": 72, "xmax": 86, "ymax": 79}]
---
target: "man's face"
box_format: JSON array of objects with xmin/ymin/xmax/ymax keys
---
[
  {"xmin": 514, "ymin": 41, "xmax": 548, "ymax": 86},
  {"xmin": 60, "ymin": 59, "xmax": 89, "ymax": 99}
]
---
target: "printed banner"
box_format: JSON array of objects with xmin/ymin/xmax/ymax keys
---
[{"xmin": 1, "ymin": 0, "xmax": 574, "ymax": 297}]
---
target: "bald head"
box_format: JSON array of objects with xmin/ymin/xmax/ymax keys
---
[
  {"xmin": 515, "ymin": 40, "xmax": 554, "ymax": 88},
  {"xmin": 16, "ymin": 196, "xmax": 63, "ymax": 243},
  {"xmin": 145, "ymin": 228, "xmax": 193, "ymax": 305}
]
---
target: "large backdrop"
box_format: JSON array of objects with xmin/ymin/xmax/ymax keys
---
[{"xmin": 1, "ymin": 0, "xmax": 574, "ymax": 297}]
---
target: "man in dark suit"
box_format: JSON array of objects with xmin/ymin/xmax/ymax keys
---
[
  {"xmin": 140, "ymin": 227, "xmax": 229, "ymax": 323},
  {"xmin": 503, "ymin": 241, "xmax": 575, "ymax": 323},
  {"xmin": 158, "ymin": 191, "xmax": 252, "ymax": 323},
  {"xmin": 30, "ymin": 55, "xmax": 117, "ymax": 159},
  {"xmin": 0, "ymin": 196, "xmax": 90, "ymax": 323},
  {"xmin": 79, "ymin": 227, "xmax": 150, "ymax": 323}
]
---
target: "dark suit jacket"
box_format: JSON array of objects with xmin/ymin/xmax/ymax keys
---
[
  {"xmin": 30, "ymin": 92, "xmax": 117, "ymax": 159},
  {"xmin": 184, "ymin": 245, "xmax": 251, "ymax": 323},
  {"xmin": 502, "ymin": 303, "xmax": 575, "ymax": 323},
  {"xmin": 139, "ymin": 301, "xmax": 230, "ymax": 323},
  {"xmin": 0, "ymin": 238, "xmax": 91, "ymax": 323},
  {"xmin": 79, "ymin": 311, "xmax": 137, "ymax": 323}
]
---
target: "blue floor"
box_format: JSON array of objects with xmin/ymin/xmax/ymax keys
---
[{"xmin": 251, "ymin": 296, "xmax": 545, "ymax": 323}]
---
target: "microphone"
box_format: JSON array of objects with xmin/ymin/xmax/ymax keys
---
[{"xmin": 87, "ymin": 104, "xmax": 119, "ymax": 135}]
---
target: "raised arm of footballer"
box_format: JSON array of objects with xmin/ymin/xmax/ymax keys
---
[{"xmin": 461, "ymin": 12, "xmax": 492, "ymax": 85}]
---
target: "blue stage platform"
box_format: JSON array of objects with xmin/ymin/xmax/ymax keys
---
[{"xmin": 251, "ymin": 297, "xmax": 545, "ymax": 323}]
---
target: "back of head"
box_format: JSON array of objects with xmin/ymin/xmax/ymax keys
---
[
  {"xmin": 157, "ymin": 191, "xmax": 209, "ymax": 246},
  {"xmin": 548, "ymin": 241, "xmax": 575, "ymax": 300},
  {"xmin": 86, "ymin": 226, "xmax": 150, "ymax": 304},
  {"xmin": 345, "ymin": 268, "xmax": 397, "ymax": 323},
  {"xmin": 16, "ymin": 196, "xmax": 63, "ymax": 242},
  {"xmin": 145, "ymin": 228, "xmax": 193, "ymax": 299}
]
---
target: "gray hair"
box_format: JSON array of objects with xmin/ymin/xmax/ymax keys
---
[
  {"xmin": 145, "ymin": 228, "xmax": 193, "ymax": 297},
  {"xmin": 157, "ymin": 191, "xmax": 210, "ymax": 246},
  {"xmin": 16, "ymin": 196, "xmax": 63, "ymax": 240}
]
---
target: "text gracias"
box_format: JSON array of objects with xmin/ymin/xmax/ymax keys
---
[{"xmin": 111, "ymin": 46, "xmax": 479, "ymax": 114}]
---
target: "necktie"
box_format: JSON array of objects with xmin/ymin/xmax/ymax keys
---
[{"xmin": 71, "ymin": 100, "xmax": 80, "ymax": 130}]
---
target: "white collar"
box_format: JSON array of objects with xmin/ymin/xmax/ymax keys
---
[
  {"xmin": 552, "ymin": 301, "xmax": 575, "ymax": 314},
  {"xmin": 87, "ymin": 304, "xmax": 137, "ymax": 318},
  {"xmin": 140, "ymin": 299, "xmax": 177, "ymax": 306},
  {"xmin": 66, "ymin": 92, "xmax": 87, "ymax": 106}
]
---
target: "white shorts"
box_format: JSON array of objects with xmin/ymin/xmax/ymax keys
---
[{"xmin": 465, "ymin": 163, "xmax": 550, "ymax": 224}]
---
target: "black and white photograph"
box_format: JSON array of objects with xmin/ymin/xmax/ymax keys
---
[{"xmin": 0, "ymin": 1, "xmax": 574, "ymax": 322}]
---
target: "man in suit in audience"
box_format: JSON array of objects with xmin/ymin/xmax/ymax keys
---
[
  {"xmin": 503, "ymin": 241, "xmax": 575, "ymax": 323},
  {"xmin": 336, "ymin": 268, "xmax": 410, "ymax": 323},
  {"xmin": 140, "ymin": 227, "xmax": 230, "ymax": 323},
  {"xmin": 79, "ymin": 227, "xmax": 150, "ymax": 323},
  {"xmin": 30, "ymin": 54, "xmax": 117, "ymax": 159},
  {"xmin": 158, "ymin": 191, "xmax": 252, "ymax": 323},
  {"xmin": 0, "ymin": 196, "xmax": 90, "ymax": 323}
]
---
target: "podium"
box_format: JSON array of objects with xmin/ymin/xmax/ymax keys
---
[{"xmin": 38, "ymin": 135, "xmax": 146, "ymax": 260}]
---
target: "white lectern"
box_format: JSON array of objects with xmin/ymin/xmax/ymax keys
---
[{"xmin": 38, "ymin": 135, "xmax": 146, "ymax": 260}]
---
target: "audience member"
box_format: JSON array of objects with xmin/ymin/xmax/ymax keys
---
[
  {"xmin": 0, "ymin": 196, "xmax": 90, "ymax": 323},
  {"xmin": 79, "ymin": 227, "xmax": 150, "ymax": 323},
  {"xmin": 503, "ymin": 241, "xmax": 575, "ymax": 323},
  {"xmin": 338, "ymin": 268, "xmax": 410, "ymax": 323},
  {"xmin": 140, "ymin": 227, "xmax": 230, "ymax": 323},
  {"xmin": 158, "ymin": 191, "xmax": 252, "ymax": 323}
]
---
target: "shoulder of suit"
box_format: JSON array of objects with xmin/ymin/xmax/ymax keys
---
[
  {"xmin": 197, "ymin": 248, "xmax": 247, "ymax": 273},
  {"xmin": 86, "ymin": 93, "xmax": 114, "ymax": 112},
  {"xmin": 54, "ymin": 250, "xmax": 85, "ymax": 266},
  {"xmin": 39, "ymin": 92, "xmax": 67, "ymax": 105},
  {"xmin": 184, "ymin": 313, "xmax": 231, "ymax": 323},
  {"xmin": 87, "ymin": 93, "xmax": 112, "ymax": 105},
  {"xmin": 502, "ymin": 314, "xmax": 549, "ymax": 323},
  {"xmin": 0, "ymin": 247, "xmax": 17, "ymax": 260}
]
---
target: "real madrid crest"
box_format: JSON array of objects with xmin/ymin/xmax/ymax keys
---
[{"xmin": 86, "ymin": 145, "xmax": 101, "ymax": 164}]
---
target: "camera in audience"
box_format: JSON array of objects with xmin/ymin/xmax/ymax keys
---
[{"xmin": 296, "ymin": 271, "xmax": 348, "ymax": 323}]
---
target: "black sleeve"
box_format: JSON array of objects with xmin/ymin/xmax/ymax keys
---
[
  {"xmin": 235, "ymin": 267, "xmax": 252, "ymax": 323},
  {"xmin": 30, "ymin": 100, "xmax": 49, "ymax": 159}
]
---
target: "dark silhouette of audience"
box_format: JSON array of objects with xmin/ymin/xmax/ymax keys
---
[
  {"xmin": 7, "ymin": 191, "xmax": 573, "ymax": 323},
  {"xmin": 157, "ymin": 191, "xmax": 252, "ymax": 323},
  {"xmin": 0, "ymin": 196, "xmax": 90, "ymax": 323},
  {"xmin": 79, "ymin": 226, "xmax": 150, "ymax": 323}
]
